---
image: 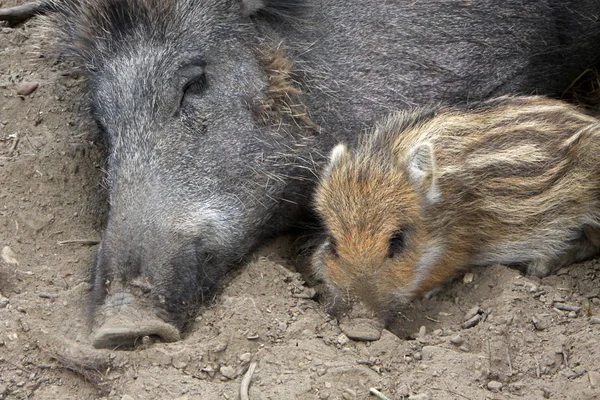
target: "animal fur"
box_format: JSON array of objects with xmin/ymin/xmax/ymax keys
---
[{"xmin": 312, "ymin": 96, "xmax": 600, "ymax": 316}]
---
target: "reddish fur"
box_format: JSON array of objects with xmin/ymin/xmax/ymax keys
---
[{"xmin": 312, "ymin": 96, "xmax": 600, "ymax": 317}]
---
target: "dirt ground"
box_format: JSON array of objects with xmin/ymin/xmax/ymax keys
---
[{"xmin": 1, "ymin": 7, "xmax": 600, "ymax": 400}]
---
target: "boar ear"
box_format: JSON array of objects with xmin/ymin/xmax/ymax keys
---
[
  {"xmin": 242, "ymin": 0, "xmax": 308, "ymax": 18},
  {"xmin": 406, "ymin": 143, "xmax": 440, "ymax": 203},
  {"xmin": 323, "ymin": 143, "xmax": 349, "ymax": 177}
]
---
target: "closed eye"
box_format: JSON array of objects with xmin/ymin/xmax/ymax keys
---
[
  {"xmin": 178, "ymin": 64, "xmax": 208, "ymax": 109},
  {"xmin": 182, "ymin": 73, "xmax": 207, "ymax": 96}
]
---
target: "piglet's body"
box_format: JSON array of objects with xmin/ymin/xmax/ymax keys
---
[{"xmin": 312, "ymin": 96, "xmax": 600, "ymax": 315}]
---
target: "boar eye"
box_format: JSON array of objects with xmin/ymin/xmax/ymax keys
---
[
  {"xmin": 179, "ymin": 64, "xmax": 207, "ymax": 106},
  {"xmin": 182, "ymin": 71, "xmax": 207, "ymax": 96},
  {"xmin": 387, "ymin": 229, "xmax": 406, "ymax": 258}
]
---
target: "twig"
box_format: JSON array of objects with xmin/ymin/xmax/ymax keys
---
[
  {"xmin": 369, "ymin": 387, "xmax": 392, "ymax": 400},
  {"xmin": 8, "ymin": 136, "xmax": 19, "ymax": 156},
  {"xmin": 0, "ymin": 358, "xmax": 32, "ymax": 374},
  {"xmin": 240, "ymin": 361, "xmax": 258, "ymax": 400},
  {"xmin": 506, "ymin": 346, "xmax": 513, "ymax": 376},
  {"xmin": 57, "ymin": 239, "xmax": 100, "ymax": 246},
  {"xmin": 425, "ymin": 316, "xmax": 440, "ymax": 323},
  {"xmin": 535, "ymin": 357, "xmax": 541, "ymax": 378},
  {"xmin": 443, "ymin": 381, "xmax": 473, "ymax": 400}
]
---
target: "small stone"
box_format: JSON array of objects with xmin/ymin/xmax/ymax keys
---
[
  {"xmin": 589, "ymin": 370, "xmax": 600, "ymax": 388},
  {"xmin": 239, "ymin": 353, "xmax": 252, "ymax": 363},
  {"xmin": 449, "ymin": 334, "xmax": 464, "ymax": 346},
  {"xmin": 421, "ymin": 346, "xmax": 442, "ymax": 361},
  {"xmin": 173, "ymin": 361, "xmax": 187, "ymax": 369},
  {"xmin": 464, "ymin": 306, "xmax": 481, "ymax": 321},
  {"xmin": 462, "ymin": 314, "xmax": 481, "ymax": 329},
  {"xmin": 317, "ymin": 368, "xmax": 327, "ymax": 376},
  {"xmin": 532, "ymin": 314, "xmax": 552, "ymax": 331},
  {"xmin": 220, "ymin": 365, "xmax": 237, "ymax": 380},
  {"xmin": 0, "ymin": 294, "xmax": 8, "ymax": 308},
  {"xmin": 487, "ymin": 381, "xmax": 503, "ymax": 392},
  {"xmin": 336, "ymin": 333, "xmax": 350, "ymax": 346},
  {"xmin": 463, "ymin": 273, "xmax": 474, "ymax": 284},
  {"xmin": 418, "ymin": 326, "xmax": 427, "ymax": 338},
  {"xmin": 554, "ymin": 303, "xmax": 581, "ymax": 313},
  {"xmin": 319, "ymin": 393, "xmax": 330, "ymax": 400},
  {"xmin": 567, "ymin": 311, "xmax": 577, "ymax": 319},
  {"xmin": 590, "ymin": 316, "xmax": 600, "ymax": 324},
  {"xmin": 397, "ymin": 384, "xmax": 410, "ymax": 397},
  {"xmin": 339, "ymin": 318, "xmax": 382, "ymax": 342},
  {"xmin": 16, "ymin": 82, "xmax": 38, "ymax": 96},
  {"xmin": 407, "ymin": 394, "xmax": 429, "ymax": 400},
  {"xmin": 2, "ymin": 246, "xmax": 19, "ymax": 265}
]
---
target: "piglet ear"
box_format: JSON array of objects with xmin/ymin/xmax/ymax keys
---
[
  {"xmin": 406, "ymin": 143, "xmax": 440, "ymax": 203},
  {"xmin": 322, "ymin": 143, "xmax": 349, "ymax": 178}
]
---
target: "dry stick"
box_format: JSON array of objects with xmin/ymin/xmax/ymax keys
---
[
  {"xmin": 0, "ymin": 1, "xmax": 48, "ymax": 23},
  {"xmin": 506, "ymin": 346, "xmax": 513, "ymax": 376},
  {"xmin": 443, "ymin": 381, "xmax": 473, "ymax": 400},
  {"xmin": 240, "ymin": 361, "xmax": 258, "ymax": 400},
  {"xmin": 8, "ymin": 136, "xmax": 19, "ymax": 156},
  {"xmin": 368, "ymin": 387, "xmax": 392, "ymax": 400},
  {"xmin": 57, "ymin": 239, "xmax": 100, "ymax": 246}
]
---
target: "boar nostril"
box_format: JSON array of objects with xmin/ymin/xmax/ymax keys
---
[
  {"xmin": 91, "ymin": 292, "xmax": 180, "ymax": 349},
  {"xmin": 92, "ymin": 313, "xmax": 181, "ymax": 349}
]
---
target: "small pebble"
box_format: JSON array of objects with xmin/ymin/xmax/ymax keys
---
[
  {"xmin": 487, "ymin": 381, "xmax": 503, "ymax": 392},
  {"xmin": 407, "ymin": 394, "xmax": 429, "ymax": 400},
  {"xmin": 590, "ymin": 316, "xmax": 600, "ymax": 324},
  {"xmin": 337, "ymin": 333, "xmax": 350, "ymax": 346},
  {"xmin": 421, "ymin": 346, "xmax": 442, "ymax": 361},
  {"xmin": 220, "ymin": 365, "xmax": 237, "ymax": 380},
  {"xmin": 449, "ymin": 334, "xmax": 464, "ymax": 346},
  {"xmin": 239, "ymin": 353, "xmax": 252, "ymax": 363},
  {"xmin": 567, "ymin": 311, "xmax": 577, "ymax": 319},
  {"xmin": 554, "ymin": 303, "xmax": 581, "ymax": 313},
  {"xmin": 462, "ymin": 314, "xmax": 481, "ymax": 329},
  {"xmin": 16, "ymin": 82, "xmax": 38, "ymax": 96},
  {"xmin": 397, "ymin": 385, "xmax": 410, "ymax": 397},
  {"xmin": 0, "ymin": 294, "xmax": 8, "ymax": 308},
  {"xmin": 532, "ymin": 314, "xmax": 552, "ymax": 331},
  {"xmin": 464, "ymin": 306, "xmax": 481, "ymax": 321},
  {"xmin": 589, "ymin": 370, "xmax": 600, "ymax": 388},
  {"xmin": 418, "ymin": 325, "xmax": 427, "ymax": 338},
  {"xmin": 463, "ymin": 273, "xmax": 474, "ymax": 284},
  {"xmin": 339, "ymin": 318, "xmax": 382, "ymax": 342}
]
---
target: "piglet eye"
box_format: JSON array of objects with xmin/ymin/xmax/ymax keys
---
[
  {"xmin": 326, "ymin": 236, "xmax": 338, "ymax": 257},
  {"xmin": 387, "ymin": 229, "xmax": 406, "ymax": 258}
]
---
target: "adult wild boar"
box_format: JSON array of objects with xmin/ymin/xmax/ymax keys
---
[{"xmin": 1, "ymin": 0, "xmax": 599, "ymax": 347}]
